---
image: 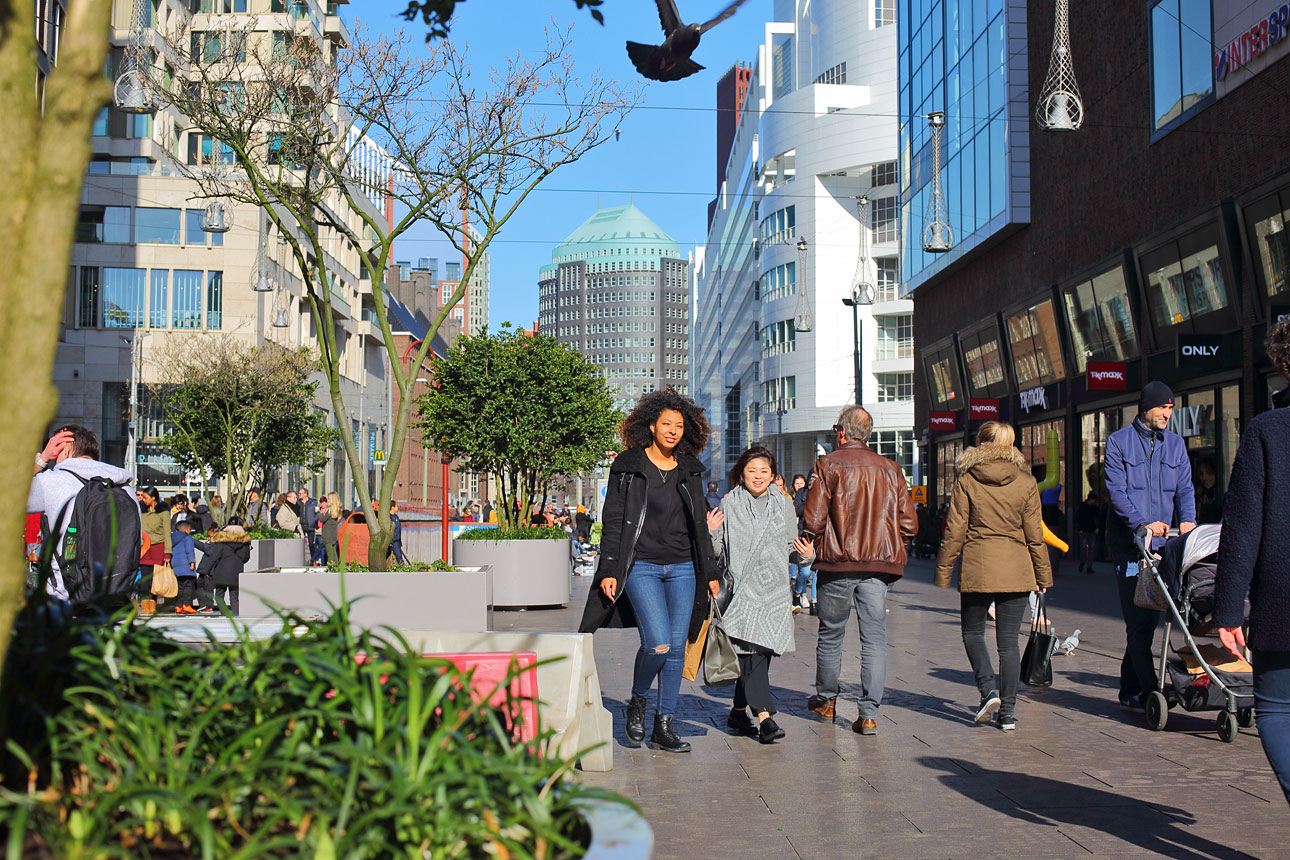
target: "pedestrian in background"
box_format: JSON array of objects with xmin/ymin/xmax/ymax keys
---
[
  {"xmin": 934, "ymin": 421, "xmax": 1052, "ymax": 732},
  {"xmin": 170, "ymin": 513, "xmax": 198, "ymax": 614},
  {"xmin": 579, "ymin": 389, "xmax": 721, "ymax": 754},
  {"xmin": 389, "ymin": 500, "xmax": 406, "ymax": 564},
  {"xmin": 802, "ymin": 405, "xmax": 918, "ymax": 736},
  {"xmin": 320, "ymin": 492, "xmax": 341, "ymax": 565},
  {"xmin": 299, "ymin": 487, "xmax": 319, "ymax": 563},
  {"xmin": 209, "ymin": 494, "xmax": 226, "ymax": 528},
  {"xmin": 137, "ymin": 486, "xmax": 171, "ymax": 599},
  {"xmin": 1103, "ymin": 381, "xmax": 1196, "ymax": 713},
  {"xmin": 790, "ymin": 474, "xmax": 815, "ymax": 615},
  {"xmin": 707, "ymin": 446, "xmax": 815, "ymax": 743},
  {"xmin": 1215, "ymin": 319, "xmax": 1290, "ymax": 806},
  {"xmin": 194, "ymin": 517, "xmax": 251, "ymax": 615},
  {"xmin": 1075, "ymin": 492, "xmax": 1102, "ymax": 574}
]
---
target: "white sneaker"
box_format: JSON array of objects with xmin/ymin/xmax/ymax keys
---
[{"xmin": 797, "ymin": 593, "xmax": 810, "ymax": 610}]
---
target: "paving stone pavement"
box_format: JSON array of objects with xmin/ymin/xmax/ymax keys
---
[{"xmin": 493, "ymin": 559, "xmax": 1288, "ymax": 859}]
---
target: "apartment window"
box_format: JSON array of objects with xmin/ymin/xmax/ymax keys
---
[
  {"xmin": 871, "ymin": 197, "xmax": 897, "ymax": 244},
  {"xmin": 814, "ymin": 62, "xmax": 846, "ymax": 85},
  {"xmin": 871, "ymin": 161, "xmax": 897, "ymax": 187},
  {"xmin": 135, "ymin": 208, "xmax": 181, "ymax": 245},
  {"xmin": 173, "ymin": 270, "xmax": 204, "ymax": 329},
  {"xmin": 876, "ymin": 258, "xmax": 899, "ymax": 300},
  {"xmin": 78, "ymin": 267, "xmax": 100, "ymax": 328},
  {"xmin": 76, "ymin": 206, "xmax": 130, "ymax": 244},
  {"xmin": 191, "ymin": 30, "xmax": 245, "ymax": 63},
  {"xmin": 149, "ymin": 270, "xmax": 168, "ymax": 329},
  {"xmin": 761, "ymin": 319, "xmax": 797, "ymax": 357},
  {"xmin": 762, "ymin": 261, "xmax": 796, "ymax": 302},
  {"xmin": 875, "ymin": 314, "xmax": 913, "ymax": 359},
  {"xmin": 760, "ymin": 205, "xmax": 796, "ymax": 246},
  {"xmin": 761, "ymin": 376, "xmax": 796, "ymax": 411},
  {"xmin": 876, "ymin": 372, "xmax": 913, "ymax": 402},
  {"xmin": 187, "ymin": 133, "xmax": 233, "ymax": 166},
  {"xmin": 184, "ymin": 208, "xmax": 223, "ymax": 247},
  {"xmin": 874, "ymin": 0, "xmax": 896, "ymax": 28},
  {"xmin": 192, "ymin": 0, "xmax": 249, "ymax": 12},
  {"xmin": 870, "ymin": 431, "xmax": 914, "ymax": 484},
  {"xmin": 128, "ymin": 112, "xmax": 152, "ymax": 140},
  {"xmin": 102, "ymin": 268, "xmax": 145, "ymax": 329},
  {"xmin": 1149, "ymin": 0, "xmax": 1212, "ymax": 134},
  {"xmin": 207, "ymin": 271, "xmax": 223, "ymax": 330},
  {"xmin": 91, "ymin": 107, "xmax": 108, "ymax": 136}
]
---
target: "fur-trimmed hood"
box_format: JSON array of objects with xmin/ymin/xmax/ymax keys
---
[
  {"xmin": 209, "ymin": 529, "xmax": 252, "ymax": 544},
  {"xmin": 955, "ymin": 444, "xmax": 1029, "ymax": 487}
]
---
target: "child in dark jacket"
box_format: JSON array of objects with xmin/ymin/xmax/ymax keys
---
[
  {"xmin": 170, "ymin": 514, "xmax": 198, "ymax": 614},
  {"xmin": 194, "ymin": 519, "xmax": 252, "ymax": 615}
]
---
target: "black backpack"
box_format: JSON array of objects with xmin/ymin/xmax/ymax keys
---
[{"xmin": 42, "ymin": 473, "xmax": 142, "ymax": 607}]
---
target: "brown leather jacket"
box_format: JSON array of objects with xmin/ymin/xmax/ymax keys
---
[{"xmin": 801, "ymin": 441, "xmax": 918, "ymax": 577}]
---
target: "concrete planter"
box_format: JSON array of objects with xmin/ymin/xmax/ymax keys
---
[
  {"xmin": 239, "ymin": 566, "xmax": 491, "ymax": 631},
  {"xmin": 453, "ymin": 538, "xmax": 570, "ymax": 608},
  {"xmin": 580, "ymin": 798, "xmax": 653, "ymax": 860},
  {"xmin": 246, "ymin": 538, "xmax": 308, "ymax": 571}
]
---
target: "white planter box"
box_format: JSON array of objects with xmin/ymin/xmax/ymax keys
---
[
  {"xmin": 239, "ymin": 566, "xmax": 491, "ymax": 631},
  {"xmin": 245, "ymin": 538, "xmax": 308, "ymax": 571},
  {"xmin": 452, "ymin": 538, "xmax": 570, "ymax": 608}
]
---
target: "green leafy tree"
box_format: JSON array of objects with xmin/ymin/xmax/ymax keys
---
[
  {"xmin": 417, "ymin": 325, "xmax": 621, "ymax": 530},
  {"xmin": 155, "ymin": 340, "xmax": 339, "ymax": 521}
]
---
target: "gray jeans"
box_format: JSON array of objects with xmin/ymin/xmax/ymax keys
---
[{"xmin": 814, "ymin": 573, "xmax": 889, "ymax": 718}]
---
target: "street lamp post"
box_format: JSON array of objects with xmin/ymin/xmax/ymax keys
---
[
  {"xmin": 844, "ymin": 195, "xmax": 876, "ymax": 406},
  {"xmin": 842, "ymin": 288, "xmax": 874, "ymax": 406}
]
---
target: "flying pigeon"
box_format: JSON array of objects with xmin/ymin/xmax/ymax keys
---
[
  {"xmin": 626, "ymin": 0, "xmax": 750, "ymax": 82},
  {"xmin": 1057, "ymin": 629, "xmax": 1081, "ymax": 656}
]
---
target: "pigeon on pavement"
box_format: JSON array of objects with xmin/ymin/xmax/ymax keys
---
[
  {"xmin": 626, "ymin": 0, "xmax": 750, "ymax": 82},
  {"xmin": 1057, "ymin": 629, "xmax": 1081, "ymax": 656}
]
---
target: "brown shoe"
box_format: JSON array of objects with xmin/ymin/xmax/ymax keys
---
[
  {"xmin": 853, "ymin": 718, "xmax": 878, "ymax": 735},
  {"xmin": 807, "ymin": 695, "xmax": 836, "ymax": 720}
]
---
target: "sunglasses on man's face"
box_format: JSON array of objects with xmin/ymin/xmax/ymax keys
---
[{"xmin": 832, "ymin": 425, "xmax": 844, "ymax": 434}]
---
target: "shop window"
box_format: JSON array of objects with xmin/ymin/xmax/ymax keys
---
[
  {"xmin": 1245, "ymin": 190, "xmax": 1290, "ymax": 300},
  {"xmin": 1017, "ymin": 420, "xmax": 1065, "ymax": 511},
  {"xmin": 922, "ymin": 342, "xmax": 962, "ymax": 408},
  {"xmin": 936, "ymin": 439, "xmax": 964, "ymax": 507},
  {"xmin": 958, "ymin": 320, "xmax": 1008, "ymax": 398},
  {"xmin": 1140, "ymin": 224, "xmax": 1236, "ymax": 347},
  {"xmin": 1062, "ymin": 265, "xmax": 1139, "ymax": 373},
  {"xmin": 1149, "ymin": 0, "xmax": 1213, "ymax": 135},
  {"xmin": 1005, "ymin": 297, "xmax": 1067, "ymax": 389}
]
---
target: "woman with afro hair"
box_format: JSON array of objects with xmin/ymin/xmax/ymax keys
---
[{"xmin": 579, "ymin": 388, "xmax": 722, "ymax": 753}]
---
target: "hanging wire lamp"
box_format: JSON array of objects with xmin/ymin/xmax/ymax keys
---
[
  {"xmin": 271, "ymin": 305, "xmax": 290, "ymax": 328},
  {"xmin": 1036, "ymin": 0, "xmax": 1084, "ymax": 131},
  {"xmin": 792, "ymin": 237, "xmax": 813, "ymax": 332},
  {"xmin": 113, "ymin": 0, "xmax": 154, "ymax": 114},
  {"xmin": 202, "ymin": 199, "xmax": 232, "ymax": 234},
  {"xmin": 851, "ymin": 196, "xmax": 877, "ymax": 305},
  {"xmin": 251, "ymin": 213, "xmax": 274, "ymax": 292},
  {"xmin": 922, "ymin": 112, "xmax": 954, "ymax": 254}
]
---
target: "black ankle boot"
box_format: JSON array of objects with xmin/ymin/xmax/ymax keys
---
[
  {"xmin": 625, "ymin": 695, "xmax": 647, "ymax": 743},
  {"xmin": 648, "ymin": 715, "xmax": 691, "ymax": 753}
]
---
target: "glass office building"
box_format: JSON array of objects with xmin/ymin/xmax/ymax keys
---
[{"xmin": 897, "ymin": 0, "xmax": 1030, "ymax": 294}]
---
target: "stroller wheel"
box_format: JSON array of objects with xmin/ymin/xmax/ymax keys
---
[
  {"xmin": 1145, "ymin": 691, "xmax": 1168, "ymax": 731},
  {"xmin": 1238, "ymin": 707, "xmax": 1255, "ymax": 728},
  {"xmin": 1217, "ymin": 710, "xmax": 1237, "ymax": 743}
]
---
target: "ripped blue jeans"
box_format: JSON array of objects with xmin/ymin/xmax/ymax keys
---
[{"xmin": 624, "ymin": 560, "xmax": 695, "ymax": 717}]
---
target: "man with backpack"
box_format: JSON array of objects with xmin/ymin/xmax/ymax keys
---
[{"xmin": 28, "ymin": 425, "xmax": 140, "ymax": 606}]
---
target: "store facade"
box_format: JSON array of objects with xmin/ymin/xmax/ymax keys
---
[{"xmin": 904, "ymin": 0, "xmax": 1290, "ymax": 538}]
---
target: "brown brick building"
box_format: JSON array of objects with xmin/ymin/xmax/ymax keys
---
[{"xmin": 902, "ymin": 1, "xmax": 1290, "ymax": 538}]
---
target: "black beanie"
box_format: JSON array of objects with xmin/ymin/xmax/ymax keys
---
[{"xmin": 1139, "ymin": 381, "xmax": 1174, "ymax": 413}]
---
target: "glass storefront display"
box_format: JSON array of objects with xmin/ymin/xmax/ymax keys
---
[
  {"xmin": 1017, "ymin": 420, "xmax": 1065, "ymax": 511},
  {"xmin": 1139, "ymin": 223, "xmax": 1237, "ymax": 348},
  {"xmin": 1005, "ymin": 297, "xmax": 1067, "ymax": 389},
  {"xmin": 1078, "ymin": 408, "xmax": 1129, "ymax": 504},
  {"xmin": 959, "ymin": 319, "xmax": 1009, "ymax": 399},
  {"xmin": 923, "ymin": 341, "xmax": 964, "ymax": 409},
  {"xmin": 935, "ymin": 439, "xmax": 964, "ymax": 509},
  {"xmin": 1245, "ymin": 190, "xmax": 1290, "ymax": 299},
  {"xmin": 1062, "ymin": 265, "xmax": 1139, "ymax": 373}
]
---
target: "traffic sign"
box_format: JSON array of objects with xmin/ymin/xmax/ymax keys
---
[{"xmin": 910, "ymin": 485, "xmax": 927, "ymax": 505}]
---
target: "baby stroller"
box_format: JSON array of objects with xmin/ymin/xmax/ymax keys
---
[{"xmin": 1135, "ymin": 524, "xmax": 1254, "ymax": 742}]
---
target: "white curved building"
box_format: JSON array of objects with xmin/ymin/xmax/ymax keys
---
[{"xmin": 693, "ymin": 0, "xmax": 916, "ymax": 487}]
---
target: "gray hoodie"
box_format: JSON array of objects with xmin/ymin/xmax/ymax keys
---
[{"xmin": 27, "ymin": 457, "xmax": 137, "ymax": 601}]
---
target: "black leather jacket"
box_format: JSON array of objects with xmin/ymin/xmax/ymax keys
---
[{"xmin": 578, "ymin": 446, "xmax": 719, "ymax": 640}]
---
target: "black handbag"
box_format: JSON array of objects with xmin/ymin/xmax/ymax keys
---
[
  {"xmin": 712, "ymin": 555, "xmax": 735, "ymax": 614},
  {"xmin": 1020, "ymin": 593, "xmax": 1058, "ymax": 687}
]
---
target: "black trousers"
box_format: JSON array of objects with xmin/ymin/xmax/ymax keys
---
[
  {"xmin": 733, "ymin": 650, "xmax": 776, "ymax": 715},
  {"xmin": 1117, "ymin": 566, "xmax": 1161, "ymax": 699},
  {"xmin": 960, "ymin": 592, "xmax": 1029, "ymax": 713},
  {"xmin": 177, "ymin": 576, "xmax": 196, "ymax": 608},
  {"xmin": 212, "ymin": 585, "xmax": 239, "ymax": 615}
]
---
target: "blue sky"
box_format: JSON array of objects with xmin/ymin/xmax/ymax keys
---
[{"xmin": 354, "ymin": 0, "xmax": 771, "ymax": 329}]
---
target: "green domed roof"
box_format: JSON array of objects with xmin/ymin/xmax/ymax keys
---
[{"xmin": 542, "ymin": 204, "xmax": 680, "ymax": 277}]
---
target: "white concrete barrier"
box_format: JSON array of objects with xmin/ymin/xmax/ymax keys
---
[{"xmin": 396, "ymin": 629, "xmax": 614, "ymax": 772}]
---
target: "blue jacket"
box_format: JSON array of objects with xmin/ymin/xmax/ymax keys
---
[
  {"xmin": 1214, "ymin": 408, "xmax": 1290, "ymax": 651},
  {"xmin": 391, "ymin": 513, "xmax": 402, "ymax": 546},
  {"xmin": 171, "ymin": 530, "xmax": 197, "ymax": 577},
  {"xmin": 1103, "ymin": 419, "xmax": 1196, "ymax": 564}
]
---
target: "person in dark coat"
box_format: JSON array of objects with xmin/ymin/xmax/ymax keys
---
[
  {"xmin": 194, "ymin": 519, "xmax": 252, "ymax": 615},
  {"xmin": 1075, "ymin": 492, "xmax": 1103, "ymax": 574},
  {"xmin": 389, "ymin": 500, "xmax": 406, "ymax": 565},
  {"xmin": 1216, "ymin": 319, "xmax": 1290, "ymax": 806},
  {"xmin": 579, "ymin": 389, "xmax": 721, "ymax": 754}
]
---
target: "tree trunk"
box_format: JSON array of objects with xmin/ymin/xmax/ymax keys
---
[{"xmin": 0, "ymin": 0, "xmax": 114, "ymax": 670}]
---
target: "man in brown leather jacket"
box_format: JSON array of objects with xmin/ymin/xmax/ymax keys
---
[{"xmin": 802, "ymin": 405, "xmax": 918, "ymax": 735}]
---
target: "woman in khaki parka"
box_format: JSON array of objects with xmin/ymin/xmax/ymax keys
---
[{"xmin": 934, "ymin": 421, "xmax": 1053, "ymax": 732}]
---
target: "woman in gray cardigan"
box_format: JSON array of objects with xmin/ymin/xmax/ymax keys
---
[{"xmin": 707, "ymin": 446, "xmax": 815, "ymax": 743}]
